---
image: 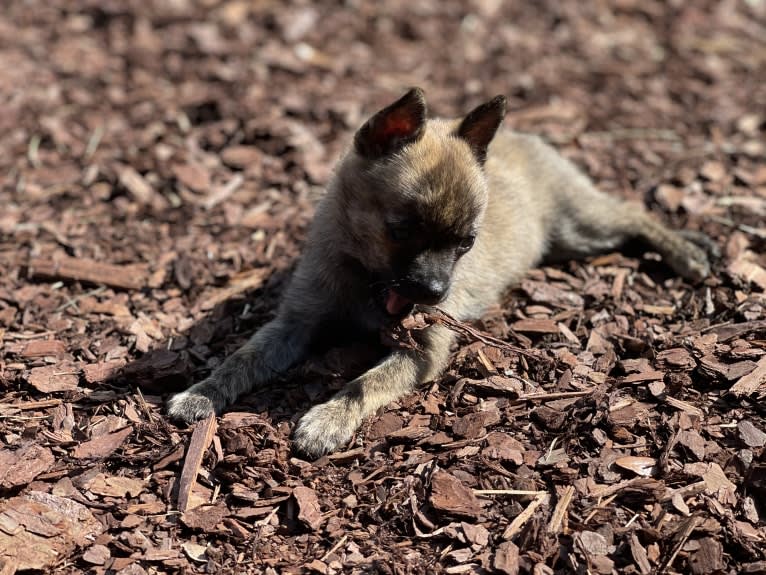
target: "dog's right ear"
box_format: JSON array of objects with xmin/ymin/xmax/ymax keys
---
[
  {"xmin": 456, "ymin": 95, "xmax": 507, "ymax": 165},
  {"xmin": 354, "ymin": 88, "xmax": 427, "ymax": 159}
]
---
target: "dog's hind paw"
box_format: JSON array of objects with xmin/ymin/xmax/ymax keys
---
[
  {"xmin": 665, "ymin": 240, "xmax": 711, "ymax": 283},
  {"xmin": 679, "ymin": 229, "xmax": 721, "ymax": 260}
]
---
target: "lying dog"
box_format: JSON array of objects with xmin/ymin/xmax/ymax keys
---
[{"xmin": 168, "ymin": 88, "xmax": 710, "ymax": 457}]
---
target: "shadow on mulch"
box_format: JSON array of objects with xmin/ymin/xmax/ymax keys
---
[
  {"xmin": 115, "ymin": 232, "xmax": 708, "ymax": 440},
  {"xmin": 112, "ymin": 260, "xmax": 389, "ymax": 439}
]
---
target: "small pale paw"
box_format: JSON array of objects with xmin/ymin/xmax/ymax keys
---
[
  {"xmin": 167, "ymin": 390, "xmax": 215, "ymax": 424},
  {"xmin": 293, "ymin": 401, "xmax": 357, "ymax": 459},
  {"xmin": 679, "ymin": 230, "xmax": 721, "ymax": 260},
  {"xmin": 677, "ymin": 244, "xmax": 711, "ymax": 282},
  {"xmin": 663, "ymin": 237, "xmax": 711, "ymax": 283}
]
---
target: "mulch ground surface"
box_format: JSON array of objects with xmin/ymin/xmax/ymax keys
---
[{"xmin": 1, "ymin": 1, "xmax": 766, "ymax": 573}]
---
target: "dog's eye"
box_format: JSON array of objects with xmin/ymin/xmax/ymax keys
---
[
  {"xmin": 387, "ymin": 222, "xmax": 413, "ymax": 242},
  {"xmin": 456, "ymin": 235, "xmax": 476, "ymax": 254}
]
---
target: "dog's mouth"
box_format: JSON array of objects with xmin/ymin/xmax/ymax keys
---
[{"xmin": 382, "ymin": 288, "xmax": 415, "ymax": 317}]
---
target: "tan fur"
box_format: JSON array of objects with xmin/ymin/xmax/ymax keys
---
[{"xmin": 168, "ymin": 89, "xmax": 710, "ymax": 457}]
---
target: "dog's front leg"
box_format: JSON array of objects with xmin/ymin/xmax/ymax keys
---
[
  {"xmin": 293, "ymin": 324, "xmax": 453, "ymax": 457},
  {"xmin": 168, "ymin": 314, "xmax": 315, "ymax": 422}
]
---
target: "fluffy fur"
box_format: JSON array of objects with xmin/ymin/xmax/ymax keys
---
[{"xmin": 168, "ymin": 88, "xmax": 710, "ymax": 457}]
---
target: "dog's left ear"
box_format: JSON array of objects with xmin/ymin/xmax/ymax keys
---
[
  {"xmin": 354, "ymin": 88, "xmax": 427, "ymax": 159},
  {"xmin": 457, "ymin": 95, "xmax": 507, "ymax": 164}
]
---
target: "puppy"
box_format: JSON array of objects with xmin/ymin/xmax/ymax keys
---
[{"xmin": 168, "ymin": 88, "xmax": 710, "ymax": 457}]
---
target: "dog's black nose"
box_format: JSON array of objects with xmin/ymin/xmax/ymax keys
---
[
  {"xmin": 397, "ymin": 277, "xmax": 449, "ymax": 304},
  {"xmin": 422, "ymin": 278, "xmax": 448, "ymax": 301}
]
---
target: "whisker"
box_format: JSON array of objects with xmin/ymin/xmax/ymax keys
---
[{"xmin": 368, "ymin": 279, "xmax": 400, "ymax": 290}]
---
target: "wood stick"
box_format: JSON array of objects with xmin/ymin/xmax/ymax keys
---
[
  {"xmin": 547, "ymin": 485, "xmax": 575, "ymax": 534},
  {"xmin": 663, "ymin": 395, "xmax": 704, "ymax": 416},
  {"xmin": 729, "ymin": 356, "xmax": 766, "ymax": 396},
  {"xmin": 9, "ymin": 399, "xmax": 63, "ymax": 411},
  {"xmin": 502, "ymin": 492, "xmax": 549, "ymax": 540},
  {"xmin": 28, "ymin": 254, "xmax": 148, "ymax": 290},
  {"xmin": 474, "ymin": 489, "xmax": 547, "ymax": 496},
  {"xmin": 177, "ymin": 413, "xmax": 217, "ymax": 512},
  {"xmin": 425, "ymin": 307, "xmax": 545, "ymax": 361},
  {"xmin": 659, "ymin": 515, "xmax": 703, "ymax": 573},
  {"xmin": 320, "ymin": 534, "xmax": 349, "ymax": 563},
  {"xmin": 391, "ymin": 306, "xmax": 542, "ymax": 361},
  {"xmin": 514, "ymin": 390, "xmax": 594, "ymax": 403}
]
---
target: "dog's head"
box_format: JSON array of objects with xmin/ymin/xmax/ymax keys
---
[{"xmin": 336, "ymin": 88, "xmax": 507, "ymax": 317}]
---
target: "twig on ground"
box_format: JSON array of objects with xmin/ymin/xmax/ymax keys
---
[
  {"xmin": 502, "ymin": 491, "xmax": 550, "ymax": 540},
  {"xmin": 548, "ymin": 485, "xmax": 576, "ymax": 534},
  {"xmin": 177, "ymin": 413, "xmax": 217, "ymax": 512}
]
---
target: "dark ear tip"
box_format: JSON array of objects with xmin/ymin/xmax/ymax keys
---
[
  {"xmin": 405, "ymin": 86, "xmax": 426, "ymax": 99},
  {"xmin": 402, "ymin": 87, "xmax": 427, "ymax": 110},
  {"xmin": 491, "ymin": 95, "xmax": 508, "ymax": 115}
]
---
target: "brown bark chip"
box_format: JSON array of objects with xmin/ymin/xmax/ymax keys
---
[
  {"xmin": 73, "ymin": 426, "xmax": 133, "ymax": 459},
  {"xmin": 521, "ymin": 279, "xmax": 584, "ymax": 308},
  {"xmin": 677, "ymin": 430, "xmax": 707, "ymax": 461},
  {"xmin": 738, "ymin": 420, "xmax": 766, "ymax": 448},
  {"xmin": 19, "ymin": 339, "xmax": 66, "ymax": 358},
  {"xmin": 180, "ymin": 504, "xmax": 228, "ymax": 531},
  {"xmin": 629, "ymin": 533, "xmax": 652, "ymax": 575},
  {"xmin": 84, "ymin": 473, "xmax": 146, "ymax": 498},
  {"xmin": 82, "ymin": 544, "xmax": 111, "ymax": 566},
  {"xmin": 452, "ymin": 409, "xmax": 500, "ymax": 439},
  {"xmin": 729, "ymin": 257, "xmax": 766, "ymax": 291},
  {"xmin": 730, "ymin": 356, "xmax": 766, "ymax": 396},
  {"xmin": 429, "ymin": 470, "xmax": 484, "ymax": 519},
  {"xmin": 1, "ymin": 1, "xmax": 764, "ymax": 571},
  {"xmin": 117, "ymin": 165, "xmax": 159, "ymax": 206},
  {"xmin": 493, "ymin": 541, "xmax": 520, "ymax": 575},
  {"xmin": 172, "ymin": 162, "xmax": 211, "ymax": 193},
  {"xmin": 367, "ymin": 412, "xmax": 404, "ymax": 439},
  {"xmin": 482, "ymin": 432, "xmax": 524, "ymax": 464},
  {"xmin": 461, "ymin": 522, "xmax": 489, "ymax": 548},
  {"xmin": 221, "ymin": 146, "xmax": 262, "ymax": 169},
  {"xmin": 82, "ymin": 359, "xmax": 126, "ymax": 384},
  {"xmin": 577, "ymin": 531, "xmax": 609, "ymax": 556},
  {"xmin": 293, "ymin": 486, "xmax": 324, "ymax": 531},
  {"xmin": 656, "ymin": 348, "xmax": 696, "ymax": 370},
  {"xmin": 0, "ymin": 444, "xmax": 55, "ymax": 489},
  {"xmin": 27, "ymin": 363, "xmax": 79, "ymax": 393},
  {"xmin": 0, "ymin": 492, "xmax": 104, "ymax": 572},
  {"xmin": 689, "ymin": 537, "xmax": 725, "ymax": 575},
  {"xmin": 511, "ymin": 318, "xmax": 559, "ymax": 334}
]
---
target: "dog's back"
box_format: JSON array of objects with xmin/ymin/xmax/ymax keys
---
[{"xmin": 449, "ymin": 129, "xmax": 711, "ymax": 323}]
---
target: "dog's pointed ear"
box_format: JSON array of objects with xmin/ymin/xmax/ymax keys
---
[
  {"xmin": 457, "ymin": 95, "xmax": 507, "ymax": 164},
  {"xmin": 354, "ymin": 88, "xmax": 427, "ymax": 159}
]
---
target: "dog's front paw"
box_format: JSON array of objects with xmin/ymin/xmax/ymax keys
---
[
  {"xmin": 669, "ymin": 241, "xmax": 711, "ymax": 283},
  {"xmin": 167, "ymin": 385, "xmax": 217, "ymax": 424},
  {"xmin": 293, "ymin": 399, "xmax": 359, "ymax": 459}
]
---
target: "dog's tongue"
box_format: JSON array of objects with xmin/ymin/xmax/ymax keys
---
[{"xmin": 385, "ymin": 290, "xmax": 412, "ymax": 315}]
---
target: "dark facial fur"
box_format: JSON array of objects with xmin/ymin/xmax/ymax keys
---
[{"xmin": 336, "ymin": 89, "xmax": 505, "ymax": 316}]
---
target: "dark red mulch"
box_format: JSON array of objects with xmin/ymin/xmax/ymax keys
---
[{"xmin": 1, "ymin": 1, "xmax": 765, "ymax": 573}]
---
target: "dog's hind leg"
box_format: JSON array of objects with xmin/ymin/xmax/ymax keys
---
[{"xmin": 531, "ymin": 141, "xmax": 711, "ymax": 281}]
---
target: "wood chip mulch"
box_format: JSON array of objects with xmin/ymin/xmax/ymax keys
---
[{"xmin": 1, "ymin": 1, "xmax": 765, "ymax": 573}]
